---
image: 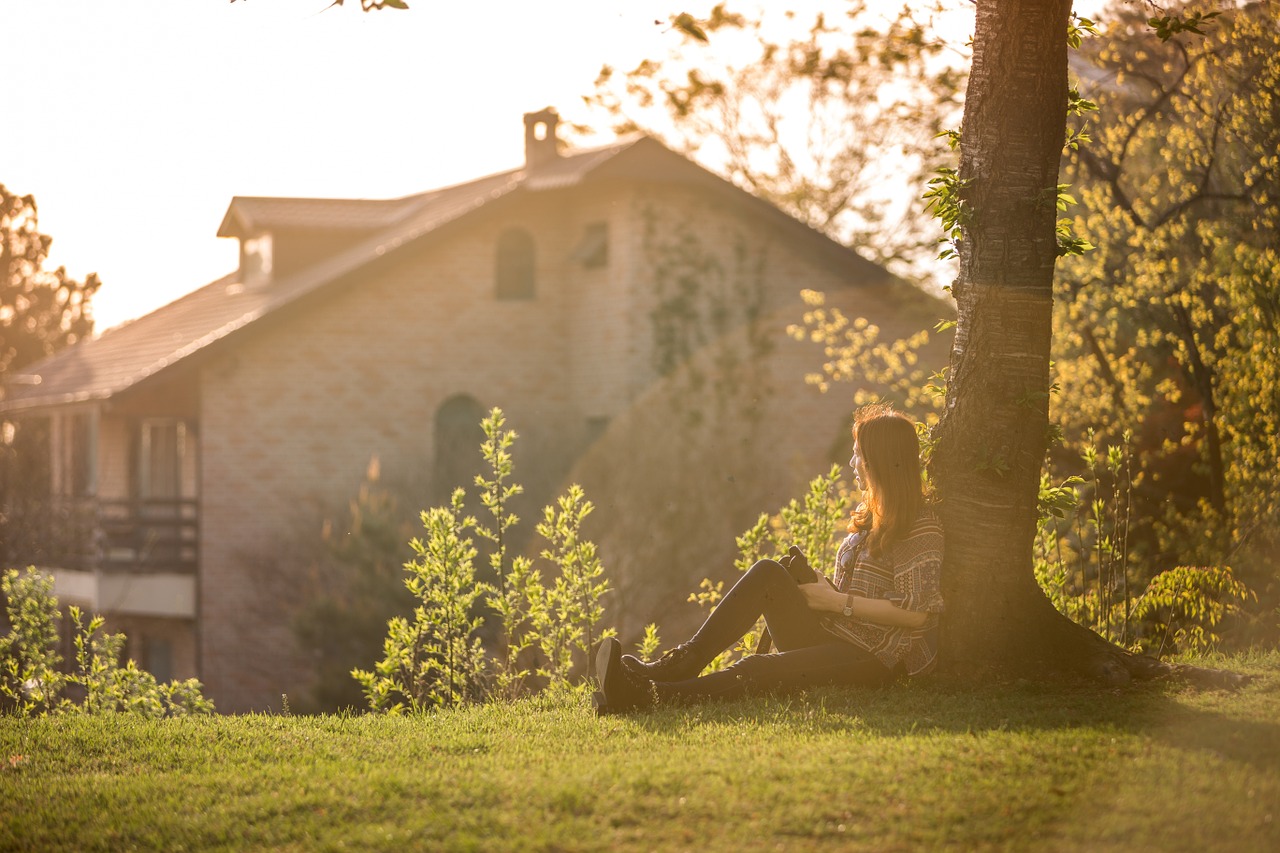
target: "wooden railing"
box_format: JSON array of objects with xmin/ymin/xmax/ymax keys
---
[
  {"xmin": 1, "ymin": 497, "xmax": 199, "ymax": 574},
  {"xmin": 97, "ymin": 499, "xmax": 199, "ymax": 573}
]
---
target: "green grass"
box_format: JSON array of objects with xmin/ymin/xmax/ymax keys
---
[{"xmin": 3, "ymin": 652, "xmax": 1279, "ymax": 852}]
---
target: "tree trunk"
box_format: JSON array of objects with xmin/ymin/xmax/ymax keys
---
[
  {"xmin": 929, "ymin": 0, "xmax": 1117, "ymax": 683},
  {"xmin": 932, "ymin": 0, "xmax": 1245, "ymax": 688}
]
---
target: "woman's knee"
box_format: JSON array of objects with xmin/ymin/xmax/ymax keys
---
[{"xmin": 746, "ymin": 559, "xmax": 789, "ymax": 583}]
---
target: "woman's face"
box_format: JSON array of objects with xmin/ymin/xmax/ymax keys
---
[{"xmin": 850, "ymin": 440, "xmax": 868, "ymax": 491}]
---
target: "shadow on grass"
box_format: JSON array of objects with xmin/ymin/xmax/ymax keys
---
[{"xmin": 615, "ymin": 664, "xmax": 1280, "ymax": 770}]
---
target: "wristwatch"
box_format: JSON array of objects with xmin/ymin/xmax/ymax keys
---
[{"xmin": 842, "ymin": 594, "xmax": 855, "ymax": 618}]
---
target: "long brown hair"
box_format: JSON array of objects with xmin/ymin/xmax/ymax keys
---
[{"xmin": 850, "ymin": 404, "xmax": 925, "ymax": 553}]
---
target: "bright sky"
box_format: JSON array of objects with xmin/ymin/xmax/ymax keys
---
[{"xmin": 8, "ymin": 0, "xmax": 1108, "ymax": 332}]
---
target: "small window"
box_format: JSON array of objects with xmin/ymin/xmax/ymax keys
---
[
  {"xmin": 574, "ymin": 222, "xmax": 609, "ymax": 269},
  {"xmin": 240, "ymin": 233, "xmax": 273, "ymax": 287},
  {"xmin": 496, "ymin": 228, "xmax": 535, "ymax": 300}
]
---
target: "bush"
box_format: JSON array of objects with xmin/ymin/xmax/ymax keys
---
[
  {"xmin": 0, "ymin": 568, "xmax": 213, "ymax": 717},
  {"xmin": 353, "ymin": 409, "xmax": 614, "ymax": 712}
]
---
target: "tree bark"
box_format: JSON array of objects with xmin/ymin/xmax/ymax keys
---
[
  {"xmin": 925, "ymin": 1, "xmax": 1132, "ymax": 684},
  {"xmin": 931, "ymin": 0, "xmax": 1247, "ymax": 688}
]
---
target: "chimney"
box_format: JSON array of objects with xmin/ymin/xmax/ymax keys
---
[{"xmin": 523, "ymin": 108, "xmax": 561, "ymax": 172}]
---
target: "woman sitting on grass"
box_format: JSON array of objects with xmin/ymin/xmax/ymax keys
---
[{"xmin": 594, "ymin": 403, "xmax": 944, "ymax": 714}]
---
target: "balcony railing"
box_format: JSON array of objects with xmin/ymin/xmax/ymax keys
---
[{"xmin": 1, "ymin": 497, "xmax": 198, "ymax": 574}]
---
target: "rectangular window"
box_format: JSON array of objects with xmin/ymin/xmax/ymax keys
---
[
  {"xmin": 575, "ymin": 222, "xmax": 609, "ymax": 269},
  {"xmin": 52, "ymin": 411, "xmax": 94, "ymax": 498},
  {"xmin": 68, "ymin": 413, "xmax": 92, "ymax": 497},
  {"xmin": 139, "ymin": 420, "xmax": 185, "ymax": 501}
]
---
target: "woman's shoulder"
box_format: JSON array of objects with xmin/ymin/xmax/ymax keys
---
[
  {"xmin": 891, "ymin": 507, "xmax": 943, "ymax": 562},
  {"xmin": 908, "ymin": 505, "xmax": 943, "ymax": 538}
]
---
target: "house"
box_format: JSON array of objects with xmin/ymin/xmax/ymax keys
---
[{"xmin": 0, "ymin": 109, "xmax": 942, "ymax": 712}]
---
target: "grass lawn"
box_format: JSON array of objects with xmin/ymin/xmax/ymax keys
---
[{"xmin": 3, "ymin": 651, "xmax": 1278, "ymax": 852}]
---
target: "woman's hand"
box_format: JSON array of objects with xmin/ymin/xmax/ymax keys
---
[
  {"xmin": 799, "ymin": 582, "xmax": 930, "ymax": 629},
  {"xmin": 798, "ymin": 581, "xmax": 845, "ymax": 613}
]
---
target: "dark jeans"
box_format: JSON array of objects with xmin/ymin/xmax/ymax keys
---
[{"xmin": 660, "ymin": 559, "xmax": 894, "ymax": 703}]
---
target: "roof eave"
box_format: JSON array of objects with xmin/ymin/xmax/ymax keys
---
[{"xmin": 0, "ymin": 389, "xmax": 113, "ymax": 415}]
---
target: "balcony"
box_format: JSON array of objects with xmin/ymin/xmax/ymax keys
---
[
  {"xmin": 2, "ymin": 497, "xmax": 198, "ymax": 619},
  {"xmin": 97, "ymin": 498, "xmax": 199, "ymax": 573}
]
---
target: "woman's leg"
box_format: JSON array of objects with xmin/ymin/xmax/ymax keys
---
[
  {"xmin": 624, "ymin": 559, "xmax": 831, "ymax": 682},
  {"xmin": 656, "ymin": 642, "xmax": 893, "ymax": 704}
]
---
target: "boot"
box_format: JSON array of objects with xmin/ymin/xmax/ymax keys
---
[
  {"xmin": 620, "ymin": 643, "xmax": 704, "ymax": 682},
  {"xmin": 594, "ymin": 637, "xmax": 656, "ymax": 715}
]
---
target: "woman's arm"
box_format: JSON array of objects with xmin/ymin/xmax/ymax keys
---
[{"xmin": 798, "ymin": 582, "xmax": 929, "ymax": 629}]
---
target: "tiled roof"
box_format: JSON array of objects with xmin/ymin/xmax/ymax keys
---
[{"xmin": 0, "ymin": 134, "xmax": 885, "ymax": 413}]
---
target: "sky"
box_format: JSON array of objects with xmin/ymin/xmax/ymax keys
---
[{"xmin": 7, "ymin": 0, "xmax": 1108, "ymax": 332}]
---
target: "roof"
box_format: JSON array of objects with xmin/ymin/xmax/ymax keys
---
[{"xmin": 1, "ymin": 133, "xmax": 890, "ymax": 414}]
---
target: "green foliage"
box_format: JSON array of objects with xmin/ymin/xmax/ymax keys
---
[
  {"xmin": 1055, "ymin": 1, "xmax": 1280, "ymax": 591},
  {"xmin": 787, "ymin": 289, "xmax": 942, "ymax": 423},
  {"xmin": 0, "ymin": 185, "xmax": 99, "ymax": 381},
  {"xmin": 0, "ymin": 569, "xmax": 64, "ymax": 715},
  {"xmin": 922, "ymin": 163, "xmax": 970, "ymax": 261},
  {"xmin": 0, "ymin": 568, "xmax": 213, "ymax": 718},
  {"xmin": 474, "ymin": 409, "xmax": 539, "ymax": 699},
  {"xmin": 64, "ymin": 607, "xmax": 213, "ymax": 718},
  {"xmin": 1147, "ymin": 9, "xmax": 1222, "ymax": 42},
  {"xmin": 354, "ymin": 409, "xmax": 614, "ymax": 712},
  {"xmin": 1066, "ymin": 13, "xmax": 1100, "ymax": 49},
  {"xmin": 533, "ymin": 485, "xmax": 615, "ymax": 686},
  {"xmin": 637, "ymin": 622, "xmax": 662, "ymax": 661},
  {"xmin": 1033, "ymin": 432, "xmax": 1258, "ymax": 657},
  {"xmin": 1132, "ymin": 565, "xmax": 1254, "ymax": 655},
  {"xmin": 352, "ymin": 490, "xmax": 488, "ymax": 713}
]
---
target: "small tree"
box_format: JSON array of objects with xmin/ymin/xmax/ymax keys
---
[
  {"xmin": 352, "ymin": 491, "xmax": 489, "ymax": 712},
  {"xmin": 1, "ymin": 568, "xmax": 213, "ymax": 717},
  {"xmin": 353, "ymin": 408, "xmax": 616, "ymax": 710},
  {"xmin": 533, "ymin": 485, "xmax": 614, "ymax": 686},
  {"xmin": 474, "ymin": 409, "xmax": 541, "ymax": 699},
  {"xmin": 0, "ymin": 568, "xmax": 64, "ymax": 715}
]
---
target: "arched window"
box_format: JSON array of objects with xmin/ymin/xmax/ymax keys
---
[
  {"xmin": 434, "ymin": 395, "xmax": 486, "ymax": 504},
  {"xmin": 495, "ymin": 228, "xmax": 535, "ymax": 300}
]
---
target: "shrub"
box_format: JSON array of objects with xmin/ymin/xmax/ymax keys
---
[
  {"xmin": 354, "ymin": 408, "xmax": 614, "ymax": 712},
  {"xmin": 0, "ymin": 568, "xmax": 213, "ymax": 717},
  {"xmin": 352, "ymin": 491, "xmax": 488, "ymax": 713}
]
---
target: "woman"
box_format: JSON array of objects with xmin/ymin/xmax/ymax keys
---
[{"xmin": 594, "ymin": 404, "xmax": 944, "ymax": 714}]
